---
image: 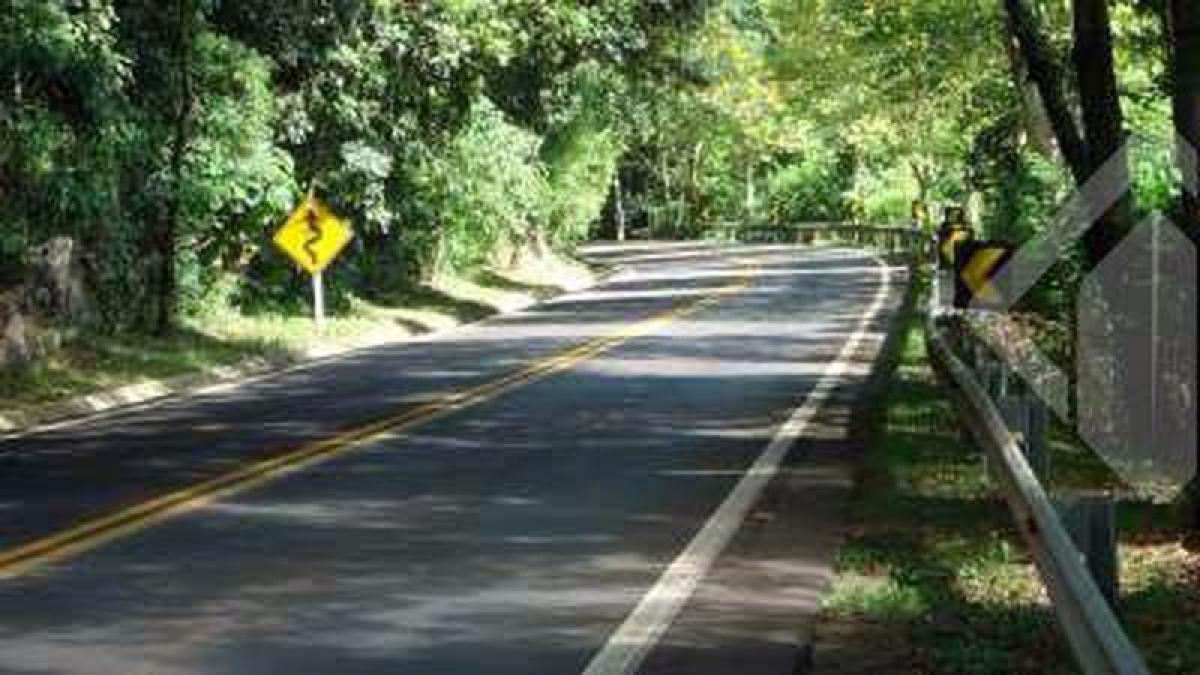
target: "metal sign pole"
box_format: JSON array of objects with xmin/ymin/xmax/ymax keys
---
[{"xmin": 312, "ymin": 270, "xmax": 325, "ymax": 329}]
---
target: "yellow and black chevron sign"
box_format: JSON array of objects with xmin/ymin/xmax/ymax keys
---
[
  {"xmin": 911, "ymin": 200, "xmax": 929, "ymax": 227},
  {"xmin": 937, "ymin": 227, "xmax": 973, "ymax": 268},
  {"xmin": 953, "ymin": 241, "xmax": 1014, "ymax": 309}
]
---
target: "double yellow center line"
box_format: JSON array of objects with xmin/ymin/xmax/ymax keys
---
[{"xmin": 0, "ymin": 269, "xmax": 755, "ymax": 579}]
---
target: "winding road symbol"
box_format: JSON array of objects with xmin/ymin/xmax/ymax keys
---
[
  {"xmin": 304, "ymin": 207, "xmax": 322, "ymax": 267},
  {"xmin": 273, "ymin": 194, "xmax": 353, "ymax": 276}
]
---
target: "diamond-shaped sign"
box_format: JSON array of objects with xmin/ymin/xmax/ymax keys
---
[
  {"xmin": 273, "ymin": 195, "xmax": 353, "ymax": 275},
  {"xmin": 967, "ymin": 137, "xmax": 1198, "ymax": 497}
]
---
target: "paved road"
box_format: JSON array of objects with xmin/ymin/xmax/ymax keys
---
[{"xmin": 0, "ymin": 243, "xmax": 904, "ymax": 675}]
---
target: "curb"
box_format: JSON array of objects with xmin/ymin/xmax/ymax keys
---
[
  {"xmin": 0, "ymin": 353, "xmax": 298, "ymax": 435},
  {"xmin": 0, "ymin": 263, "xmax": 619, "ymax": 437}
]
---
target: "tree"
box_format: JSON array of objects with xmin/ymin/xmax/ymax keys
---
[
  {"xmin": 1164, "ymin": 0, "xmax": 1200, "ymax": 533},
  {"xmin": 158, "ymin": 0, "xmax": 197, "ymax": 335},
  {"xmin": 1002, "ymin": 0, "xmax": 1090, "ymax": 182},
  {"xmin": 1166, "ymin": 0, "xmax": 1200, "ymax": 229},
  {"xmin": 1003, "ymin": 0, "xmax": 1132, "ymax": 265},
  {"xmin": 1072, "ymin": 0, "xmax": 1133, "ymax": 261}
]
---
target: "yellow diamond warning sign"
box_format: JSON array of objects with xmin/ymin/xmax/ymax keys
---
[{"xmin": 273, "ymin": 195, "xmax": 353, "ymax": 275}]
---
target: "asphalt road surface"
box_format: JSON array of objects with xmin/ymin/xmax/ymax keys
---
[{"xmin": 0, "ymin": 243, "xmax": 905, "ymax": 675}]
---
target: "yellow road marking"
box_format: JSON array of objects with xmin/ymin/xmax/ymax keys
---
[{"xmin": 0, "ymin": 271, "xmax": 755, "ymax": 579}]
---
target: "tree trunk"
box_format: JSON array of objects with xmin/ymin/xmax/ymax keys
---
[
  {"xmin": 613, "ymin": 171, "xmax": 626, "ymax": 242},
  {"xmin": 1003, "ymin": 0, "xmax": 1090, "ymax": 182},
  {"xmin": 1072, "ymin": 0, "xmax": 1133, "ymax": 265},
  {"xmin": 660, "ymin": 153, "xmax": 671, "ymax": 237},
  {"xmin": 157, "ymin": 0, "xmax": 195, "ymax": 336},
  {"xmin": 1168, "ymin": 0, "xmax": 1200, "ymax": 228},
  {"xmin": 687, "ymin": 141, "xmax": 705, "ymax": 226},
  {"xmin": 1003, "ymin": 0, "xmax": 1133, "ymax": 261},
  {"xmin": 745, "ymin": 162, "xmax": 756, "ymax": 221},
  {"xmin": 1165, "ymin": 0, "xmax": 1200, "ymax": 535},
  {"xmin": 1002, "ymin": 9, "xmax": 1058, "ymax": 158},
  {"xmin": 910, "ymin": 161, "xmax": 930, "ymax": 204}
]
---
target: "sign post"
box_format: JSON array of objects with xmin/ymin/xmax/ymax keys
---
[
  {"xmin": 934, "ymin": 208, "xmax": 973, "ymax": 310},
  {"xmin": 273, "ymin": 191, "xmax": 353, "ymax": 329},
  {"xmin": 312, "ymin": 271, "xmax": 325, "ymax": 328}
]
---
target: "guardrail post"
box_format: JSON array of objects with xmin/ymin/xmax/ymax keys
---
[
  {"xmin": 1025, "ymin": 394, "xmax": 1051, "ymax": 480},
  {"xmin": 999, "ymin": 373, "xmax": 1021, "ymax": 427},
  {"xmin": 1055, "ymin": 494, "xmax": 1120, "ymax": 610},
  {"xmin": 937, "ymin": 270, "xmax": 955, "ymax": 309},
  {"xmin": 977, "ymin": 345, "xmax": 1002, "ymax": 398},
  {"xmin": 999, "ymin": 378, "xmax": 1051, "ymax": 480},
  {"xmin": 995, "ymin": 357, "xmax": 1010, "ymax": 399}
]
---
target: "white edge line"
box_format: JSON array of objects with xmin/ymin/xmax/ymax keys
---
[{"xmin": 581, "ymin": 252, "xmax": 894, "ymax": 675}]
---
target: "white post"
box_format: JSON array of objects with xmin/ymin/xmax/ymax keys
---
[{"xmin": 312, "ymin": 271, "xmax": 325, "ymax": 329}]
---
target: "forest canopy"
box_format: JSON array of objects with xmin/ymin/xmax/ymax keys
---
[{"xmin": 1, "ymin": 0, "xmax": 1196, "ymax": 336}]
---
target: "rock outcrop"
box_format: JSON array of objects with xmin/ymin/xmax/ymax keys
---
[
  {"xmin": 0, "ymin": 236, "xmax": 94, "ymax": 371},
  {"xmin": 25, "ymin": 237, "xmax": 94, "ymax": 325},
  {"xmin": 0, "ymin": 291, "xmax": 42, "ymax": 371}
]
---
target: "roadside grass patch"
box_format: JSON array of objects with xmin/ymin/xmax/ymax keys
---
[
  {"xmin": 820, "ymin": 304, "xmax": 1200, "ymax": 674},
  {"xmin": 1033, "ymin": 393, "xmax": 1200, "ymax": 674},
  {"xmin": 818, "ymin": 309, "xmax": 1065, "ymax": 674},
  {"xmin": 0, "ymin": 329, "xmax": 269, "ymax": 409},
  {"xmin": 0, "ymin": 256, "xmax": 596, "ymax": 410}
]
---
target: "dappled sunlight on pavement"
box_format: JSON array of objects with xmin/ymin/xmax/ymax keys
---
[{"xmin": 0, "ymin": 243, "xmax": 905, "ymax": 674}]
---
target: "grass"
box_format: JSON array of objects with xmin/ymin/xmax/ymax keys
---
[
  {"xmin": 0, "ymin": 329, "xmax": 273, "ymax": 409},
  {"xmin": 820, "ymin": 307, "xmax": 1064, "ymax": 674},
  {"xmin": 820, "ymin": 306, "xmax": 1065, "ymax": 672},
  {"xmin": 0, "ymin": 255, "xmax": 597, "ymax": 411},
  {"xmin": 819, "ymin": 302, "xmax": 1200, "ymax": 674}
]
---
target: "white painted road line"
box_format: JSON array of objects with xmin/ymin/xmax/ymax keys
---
[{"xmin": 581, "ymin": 254, "xmax": 894, "ymax": 675}]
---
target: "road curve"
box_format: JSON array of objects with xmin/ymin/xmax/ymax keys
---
[{"xmin": 0, "ymin": 243, "xmax": 905, "ymax": 675}]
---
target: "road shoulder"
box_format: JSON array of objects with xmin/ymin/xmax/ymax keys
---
[
  {"xmin": 636, "ymin": 259, "xmax": 913, "ymax": 675},
  {"xmin": 0, "ymin": 259, "xmax": 608, "ymax": 438}
]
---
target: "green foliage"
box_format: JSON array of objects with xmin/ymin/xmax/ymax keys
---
[
  {"xmin": 6, "ymin": 0, "xmax": 1190, "ymax": 344},
  {"xmin": 543, "ymin": 120, "xmax": 622, "ymax": 248},
  {"xmin": 766, "ymin": 146, "xmax": 854, "ymax": 222},
  {"xmin": 849, "ymin": 163, "xmax": 919, "ymax": 224},
  {"xmin": 0, "ymin": 2, "xmax": 130, "ymax": 268},
  {"xmin": 415, "ymin": 99, "xmax": 547, "ymax": 274},
  {"xmin": 176, "ymin": 31, "xmax": 295, "ymax": 316},
  {"xmin": 1, "ymin": 0, "xmax": 714, "ymax": 328}
]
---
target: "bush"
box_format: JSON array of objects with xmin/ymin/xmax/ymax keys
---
[
  {"xmin": 543, "ymin": 120, "xmax": 622, "ymax": 248},
  {"xmin": 413, "ymin": 98, "xmax": 548, "ymax": 274},
  {"xmin": 767, "ymin": 148, "xmax": 853, "ymax": 222}
]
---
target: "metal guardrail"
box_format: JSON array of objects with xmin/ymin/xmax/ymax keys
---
[
  {"xmin": 775, "ymin": 221, "xmax": 1148, "ymax": 672},
  {"xmin": 775, "ymin": 224, "xmax": 1149, "ymax": 672},
  {"xmin": 926, "ymin": 310, "xmax": 1150, "ymax": 675},
  {"xmin": 713, "ymin": 221, "xmax": 931, "ymax": 256}
]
